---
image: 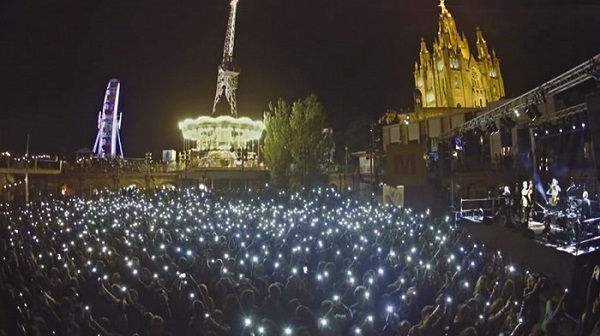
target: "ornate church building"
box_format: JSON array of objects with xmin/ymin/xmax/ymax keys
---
[{"xmin": 414, "ymin": 0, "xmax": 505, "ymax": 108}]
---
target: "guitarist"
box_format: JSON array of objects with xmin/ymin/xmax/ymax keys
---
[{"xmin": 546, "ymin": 178, "xmax": 561, "ymax": 208}]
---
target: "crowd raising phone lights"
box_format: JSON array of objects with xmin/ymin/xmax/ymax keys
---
[{"xmin": 0, "ymin": 186, "xmax": 575, "ymax": 335}]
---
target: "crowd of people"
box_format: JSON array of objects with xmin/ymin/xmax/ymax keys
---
[{"xmin": 0, "ymin": 187, "xmax": 599, "ymax": 336}]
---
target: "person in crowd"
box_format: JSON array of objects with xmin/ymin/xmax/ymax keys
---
[{"xmin": 0, "ymin": 186, "xmax": 591, "ymax": 336}]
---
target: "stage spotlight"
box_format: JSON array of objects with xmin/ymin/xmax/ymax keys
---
[
  {"xmin": 513, "ymin": 109, "xmax": 520, "ymax": 117},
  {"xmin": 580, "ymin": 114, "xmax": 588, "ymax": 128},
  {"xmin": 525, "ymin": 104, "xmax": 542, "ymax": 121},
  {"xmin": 572, "ymin": 115, "xmax": 585, "ymax": 130},
  {"xmin": 560, "ymin": 119, "xmax": 569, "ymax": 131},
  {"xmin": 487, "ymin": 122, "xmax": 499, "ymax": 135},
  {"xmin": 501, "ymin": 116, "xmax": 516, "ymax": 129}
]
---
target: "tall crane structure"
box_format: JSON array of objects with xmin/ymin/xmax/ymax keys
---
[
  {"xmin": 93, "ymin": 79, "xmax": 124, "ymax": 159},
  {"xmin": 212, "ymin": 0, "xmax": 241, "ymax": 117}
]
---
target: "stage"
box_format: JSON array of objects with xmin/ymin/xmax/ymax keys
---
[{"xmin": 459, "ymin": 215, "xmax": 600, "ymax": 314}]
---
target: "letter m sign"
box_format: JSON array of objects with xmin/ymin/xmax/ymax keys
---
[{"xmin": 385, "ymin": 144, "xmax": 426, "ymax": 186}]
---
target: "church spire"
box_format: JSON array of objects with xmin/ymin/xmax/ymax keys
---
[
  {"xmin": 420, "ymin": 37, "xmax": 429, "ymax": 55},
  {"xmin": 437, "ymin": 0, "xmax": 461, "ymax": 49},
  {"xmin": 414, "ymin": 0, "xmax": 505, "ymax": 108},
  {"xmin": 419, "ymin": 37, "xmax": 430, "ymax": 67},
  {"xmin": 439, "ymin": 0, "xmax": 448, "ymax": 14},
  {"xmin": 476, "ymin": 26, "xmax": 489, "ymax": 59}
]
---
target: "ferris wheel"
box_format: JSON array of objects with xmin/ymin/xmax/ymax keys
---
[{"xmin": 93, "ymin": 79, "xmax": 124, "ymax": 159}]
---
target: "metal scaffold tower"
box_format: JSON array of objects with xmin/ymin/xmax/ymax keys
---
[{"xmin": 212, "ymin": 0, "xmax": 241, "ymax": 117}]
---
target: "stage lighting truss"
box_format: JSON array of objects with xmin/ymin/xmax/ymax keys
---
[
  {"xmin": 532, "ymin": 112, "xmax": 588, "ymax": 137},
  {"xmin": 525, "ymin": 104, "xmax": 543, "ymax": 121},
  {"xmin": 526, "ymin": 102, "xmax": 588, "ymax": 127},
  {"xmin": 441, "ymin": 53, "xmax": 600, "ymax": 139},
  {"xmin": 486, "ymin": 122, "xmax": 499, "ymax": 135}
]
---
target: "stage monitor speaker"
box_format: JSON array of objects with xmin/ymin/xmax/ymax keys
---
[{"xmin": 585, "ymin": 93, "xmax": 600, "ymax": 181}]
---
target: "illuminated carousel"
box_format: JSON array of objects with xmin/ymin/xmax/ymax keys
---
[
  {"xmin": 178, "ymin": 0, "xmax": 265, "ymax": 169},
  {"xmin": 179, "ymin": 115, "xmax": 264, "ymax": 168}
]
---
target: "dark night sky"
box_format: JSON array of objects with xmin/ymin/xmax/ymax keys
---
[{"xmin": 1, "ymin": 0, "xmax": 599, "ymax": 158}]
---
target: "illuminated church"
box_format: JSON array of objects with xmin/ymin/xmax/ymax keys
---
[{"xmin": 414, "ymin": 0, "xmax": 505, "ymax": 109}]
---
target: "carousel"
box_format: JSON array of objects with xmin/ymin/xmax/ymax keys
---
[{"xmin": 178, "ymin": 115, "xmax": 264, "ymax": 168}]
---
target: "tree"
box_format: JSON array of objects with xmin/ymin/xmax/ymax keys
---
[
  {"xmin": 288, "ymin": 94, "xmax": 329, "ymax": 188},
  {"xmin": 263, "ymin": 99, "xmax": 293, "ymax": 189}
]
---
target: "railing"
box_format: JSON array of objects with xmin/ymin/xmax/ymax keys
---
[
  {"xmin": 0, "ymin": 157, "xmax": 63, "ymax": 174},
  {"xmin": 458, "ymin": 197, "xmax": 496, "ymax": 221},
  {"xmin": 65, "ymin": 162, "xmax": 172, "ymax": 174}
]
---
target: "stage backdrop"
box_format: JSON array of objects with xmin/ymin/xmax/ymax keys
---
[{"xmin": 385, "ymin": 143, "xmax": 427, "ymax": 186}]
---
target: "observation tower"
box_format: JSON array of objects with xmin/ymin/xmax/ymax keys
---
[{"xmin": 179, "ymin": 0, "xmax": 264, "ymax": 168}]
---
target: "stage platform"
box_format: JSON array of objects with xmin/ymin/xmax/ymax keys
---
[{"xmin": 459, "ymin": 216, "xmax": 600, "ymax": 314}]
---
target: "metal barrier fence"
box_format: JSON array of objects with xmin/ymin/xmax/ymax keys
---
[{"xmin": 456, "ymin": 197, "xmax": 496, "ymax": 221}]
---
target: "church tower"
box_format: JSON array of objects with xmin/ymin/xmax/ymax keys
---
[{"xmin": 414, "ymin": 0, "xmax": 505, "ymax": 108}]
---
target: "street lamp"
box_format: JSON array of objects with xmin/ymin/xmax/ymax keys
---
[
  {"xmin": 145, "ymin": 152, "xmax": 153, "ymax": 171},
  {"xmin": 344, "ymin": 145, "xmax": 349, "ymax": 189},
  {"xmin": 369, "ymin": 122, "xmax": 377, "ymax": 198},
  {"xmin": 145, "ymin": 152, "xmax": 153, "ymax": 189}
]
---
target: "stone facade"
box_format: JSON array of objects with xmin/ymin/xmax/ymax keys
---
[{"xmin": 414, "ymin": 1, "xmax": 505, "ymax": 109}]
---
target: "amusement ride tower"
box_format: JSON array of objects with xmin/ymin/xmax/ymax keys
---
[
  {"xmin": 179, "ymin": 0, "xmax": 264, "ymax": 168},
  {"xmin": 212, "ymin": 0, "xmax": 240, "ymax": 117},
  {"xmin": 93, "ymin": 79, "xmax": 124, "ymax": 159}
]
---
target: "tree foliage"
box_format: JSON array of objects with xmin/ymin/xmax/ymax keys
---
[
  {"xmin": 263, "ymin": 99, "xmax": 292, "ymax": 189},
  {"xmin": 263, "ymin": 94, "xmax": 330, "ymax": 189},
  {"xmin": 288, "ymin": 94, "xmax": 329, "ymax": 187}
]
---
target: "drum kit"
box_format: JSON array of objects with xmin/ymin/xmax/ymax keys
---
[{"xmin": 540, "ymin": 195, "xmax": 587, "ymax": 246}]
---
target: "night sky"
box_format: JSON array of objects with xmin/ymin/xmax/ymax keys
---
[{"xmin": 1, "ymin": 0, "xmax": 599, "ymax": 158}]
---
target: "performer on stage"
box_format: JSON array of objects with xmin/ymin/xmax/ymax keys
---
[
  {"xmin": 513, "ymin": 182, "xmax": 522, "ymax": 216},
  {"xmin": 502, "ymin": 186, "xmax": 512, "ymax": 203},
  {"xmin": 566, "ymin": 179, "xmax": 579, "ymax": 198},
  {"xmin": 572, "ymin": 190, "xmax": 592, "ymax": 243},
  {"xmin": 521, "ymin": 180, "xmax": 533, "ymax": 229},
  {"xmin": 546, "ymin": 178, "xmax": 561, "ymax": 207},
  {"xmin": 495, "ymin": 186, "xmax": 514, "ymax": 228}
]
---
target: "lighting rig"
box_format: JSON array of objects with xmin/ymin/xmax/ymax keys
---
[{"xmin": 442, "ymin": 53, "xmax": 600, "ymax": 139}]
